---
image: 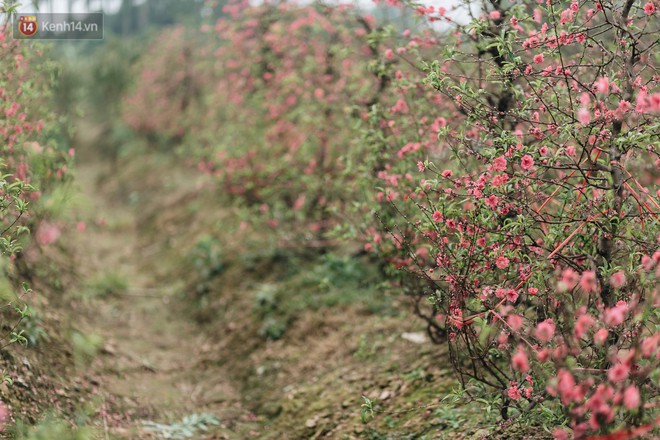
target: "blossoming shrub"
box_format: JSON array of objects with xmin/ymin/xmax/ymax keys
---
[
  {"xmin": 348, "ymin": 23, "xmax": 457, "ymax": 268},
  {"xmin": 361, "ymin": 0, "xmax": 660, "ymax": 436},
  {"xmin": 200, "ymin": 1, "xmax": 387, "ymax": 244},
  {"xmin": 122, "ymin": 1, "xmax": 391, "ymax": 247},
  {"xmin": 1, "ymin": 23, "xmax": 71, "ymax": 259},
  {"xmin": 121, "ymin": 26, "xmax": 203, "ymax": 147}
]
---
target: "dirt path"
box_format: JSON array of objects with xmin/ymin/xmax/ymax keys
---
[
  {"xmin": 71, "ymin": 160, "xmax": 257, "ymax": 439},
  {"xmin": 54, "ymin": 128, "xmax": 467, "ymax": 440}
]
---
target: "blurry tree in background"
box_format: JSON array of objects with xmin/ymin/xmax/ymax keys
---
[
  {"xmin": 31, "ymin": 0, "xmax": 222, "ymax": 35},
  {"xmin": 42, "ymin": 0, "xmax": 229, "ymax": 160}
]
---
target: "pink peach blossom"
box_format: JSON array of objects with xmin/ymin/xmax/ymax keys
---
[
  {"xmin": 623, "ymin": 385, "xmax": 641, "ymax": 409},
  {"xmin": 512, "ymin": 348, "xmax": 530, "ymax": 372},
  {"xmin": 595, "ymin": 76, "xmax": 609, "ymax": 93},
  {"xmin": 580, "ymin": 270, "xmax": 597, "ymax": 293},
  {"xmin": 594, "ymin": 328, "xmax": 609, "ymax": 345},
  {"xmin": 574, "ymin": 314, "xmax": 595, "ymax": 339},
  {"xmin": 536, "ymin": 319, "xmax": 555, "ymax": 343},
  {"xmin": 36, "ymin": 222, "xmax": 61, "ymax": 246},
  {"xmin": 496, "ymin": 255, "xmax": 510, "ymax": 269},
  {"xmin": 520, "ymin": 154, "xmax": 534, "ymax": 170},
  {"xmin": 507, "ymin": 314, "xmax": 524, "ymax": 331},
  {"xmin": 604, "ymin": 302, "xmax": 627, "ymax": 326},
  {"xmin": 492, "ymin": 155, "xmax": 507, "ymax": 172},
  {"xmin": 577, "ymin": 107, "xmax": 591, "ymax": 125},
  {"xmin": 610, "ymin": 270, "xmax": 626, "ymax": 288},
  {"xmin": 507, "ymin": 385, "xmax": 521, "ymax": 400},
  {"xmin": 643, "ymin": 1, "xmax": 656, "ymax": 14},
  {"xmin": 607, "ymin": 363, "xmax": 629, "ymax": 382}
]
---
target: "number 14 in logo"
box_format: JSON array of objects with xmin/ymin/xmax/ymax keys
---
[{"xmin": 18, "ymin": 16, "xmax": 38, "ymax": 37}]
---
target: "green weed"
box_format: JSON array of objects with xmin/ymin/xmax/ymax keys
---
[{"xmin": 141, "ymin": 413, "xmax": 220, "ymax": 439}]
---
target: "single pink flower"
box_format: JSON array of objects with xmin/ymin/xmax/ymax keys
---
[
  {"xmin": 512, "ymin": 348, "xmax": 530, "ymax": 372},
  {"xmin": 36, "ymin": 222, "xmax": 61, "ymax": 246},
  {"xmin": 485, "ymin": 194, "xmax": 500, "ymax": 209},
  {"xmin": 559, "ymin": 267, "xmax": 580, "ymax": 291},
  {"xmin": 641, "ymin": 334, "xmax": 660, "ymax": 357},
  {"xmin": 507, "ymin": 314, "xmax": 524, "ymax": 331},
  {"xmin": 650, "ymin": 93, "xmax": 660, "ymax": 112},
  {"xmin": 520, "ymin": 154, "xmax": 534, "ymax": 170},
  {"xmin": 580, "ymin": 270, "xmax": 597, "ymax": 293},
  {"xmin": 604, "ymin": 302, "xmax": 627, "ymax": 326},
  {"xmin": 614, "ymin": 100, "xmax": 632, "ymax": 120},
  {"xmin": 607, "ymin": 363, "xmax": 629, "ymax": 382},
  {"xmin": 623, "ymin": 385, "xmax": 641, "ymax": 409},
  {"xmin": 594, "ymin": 328, "xmax": 609, "ymax": 345},
  {"xmin": 489, "ymin": 10, "xmax": 501, "ymax": 20},
  {"xmin": 506, "ymin": 289, "xmax": 519, "ymax": 303},
  {"xmin": 533, "ymin": 8, "xmax": 543, "ymax": 22},
  {"xmin": 391, "ymin": 98, "xmax": 409, "ymax": 113},
  {"xmin": 643, "ymin": 1, "xmax": 656, "ymax": 15},
  {"xmin": 496, "ymin": 255, "xmax": 510, "ymax": 269},
  {"xmin": 557, "ymin": 369, "xmax": 577, "ymax": 404},
  {"xmin": 293, "ymin": 194, "xmax": 306, "ymax": 211},
  {"xmin": 492, "ymin": 155, "xmax": 507, "ymax": 172},
  {"xmin": 507, "ymin": 385, "xmax": 521, "ymax": 400},
  {"xmin": 595, "ymin": 76, "xmax": 609, "ymax": 93},
  {"xmin": 533, "ymin": 53, "xmax": 544, "ymax": 64},
  {"xmin": 574, "ymin": 314, "xmax": 595, "ymax": 339},
  {"xmin": 610, "ymin": 271, "xmax": 626, "ymax": 288},
  {"xmin": 535, "ymin": 319, "xmax": 555, "ymax": 343},
  {"xmin": 577, "ymin": 107, "xmax": 591, "ymax": 125},
  {"xmin": 641, "ymin": 254, "xmax": 654, "ymax": 271}
]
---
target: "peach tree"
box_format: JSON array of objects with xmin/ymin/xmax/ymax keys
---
[
  {"xmin": 1, "ymin": 17, "xmax": 72, "ymax": 345},
  {"xmin": 360, "ymin": 0, "xmax": 660, "ymax": 437},
  {"xmin": 122, "ymin": 1, "xmax": 389, "ymax": 248}
]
